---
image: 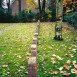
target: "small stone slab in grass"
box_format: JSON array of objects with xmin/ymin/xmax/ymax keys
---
[{"xmin": 31, "ymin": 50, "xmax": 37, "ymax": 57}]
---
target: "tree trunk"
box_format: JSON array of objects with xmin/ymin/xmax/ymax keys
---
[
  {"xmin": 54, "ymin": 0, "xmax": 63, "ymax": 40},
  {"xmin": 7, "ymin": 0, "xmax": 10, "ymax": 12},
  {"xmin": 19, "ymin": 0, "xmax": 21, "ymax": 12},
  {"xmin": 42, "ymin": 0, "xmax": 46, "ymax": 13},
  {"xmin": 0, "ymin": 0, "xmax": 2, "ymax": 7},
  {"xmin": 38, "ymin": 0, "xmax": 46, "ymax": 21},
  {"xmin": 38, "ymin": 0, "xmax": 41, "ymax": 20}
]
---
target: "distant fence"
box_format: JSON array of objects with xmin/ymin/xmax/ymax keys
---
[{"xmin": 28, "ymin": 20, "xmax": 40, "ymax": 77}]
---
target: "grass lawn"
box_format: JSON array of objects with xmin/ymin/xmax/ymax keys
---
[
  {"xmin": 0, "ymin": 23, "xmax": 13, "ymax": 30},
  {"xmin": 0, "ymin": 23, "xmax": 36, "ymax": 77},
  {"xmin": 0, "ymin": 22, "xmax": 77, "ymax": 77},
  {"xmin": 37, "ymin": 22, "xmax": 77, "ymax": 77}
]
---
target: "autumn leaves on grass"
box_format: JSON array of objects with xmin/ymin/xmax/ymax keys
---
[{"xmin": 50, "ymin": 53, "xmax": 77, "ymax": 76}]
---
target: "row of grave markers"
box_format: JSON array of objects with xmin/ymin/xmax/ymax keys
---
[{"xmin": 28, "ymin": 20, "xmax": 40, "ymax": 77}]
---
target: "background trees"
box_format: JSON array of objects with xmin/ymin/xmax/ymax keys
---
[
  {"xmin": 63, "ymin": 0, "xmax": 77, "ymax": 14},
  {"xmin": 0, "ymin": 0, "xmax": 77, "ymax": 25},
  {"xmin": 6, "ymin": 0, "xmax": 10, "ymax": 12},
  {"xmin": 0, "ymin": 0, "xmax": 2, "ymax": 8},
  {"xmin": 19, "ymin": 0, "xmax": 21, "ymax": 12},
  {"xmin": 26, "ymin": 0, "xmax": 38, "ymax": 10},
  {"xmin": 38, "ymin": 0, "xmax": 46, "ymax": 20},
  {"xmin": 63, "ymin": 0, "xmax": 77, "ymax": 26}
]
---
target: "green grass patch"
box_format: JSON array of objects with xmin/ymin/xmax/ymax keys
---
[
  {"xmin": 37, "ymin": 22, "xmax": 77, "ymax": 77},
  {"xmin": 0, "ymin": 23, "xmax": 36, "ymax": 77},
  {"xmin": 0, "ymin": 23, "xmax": 13, "ymax": 30}
]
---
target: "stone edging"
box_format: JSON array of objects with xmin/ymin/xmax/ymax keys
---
[{"xmin": 28, "ymin": 20, "xmax": 40, "ymax": 77}]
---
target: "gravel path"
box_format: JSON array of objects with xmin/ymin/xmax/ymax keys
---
[{"xmin": 0, "ymin": 23, "xmax": 18, "ymax": 35}]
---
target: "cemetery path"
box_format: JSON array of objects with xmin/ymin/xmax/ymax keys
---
[{"xmin": 0, "ymin": 23, "xmax": 19, "ymax": 35}]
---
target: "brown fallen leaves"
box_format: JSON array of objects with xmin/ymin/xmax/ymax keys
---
[
  {"xmin": 3, "ymin": 44, "xmax": 7, "ymax": 47},
  {"xmin": 63, "ymin": 65, "xmax": 70, "ymax": 70},
  {"xmin": 50, "ymin": 71, "xmax": 58, "ymax": 75},
  {"xmin": 20, "ymin": 66, "xmax": 25, "ymax": 69},
  {"xmin": 42, "ymin": 67, "xmax": 46, "ymax": 71},
  {"xmin": 66, "ymin": 60, "xmax": 71, "ymax": 64},
  {"xmin": 63, "ymin": 72, "xmax": 70, "ymax": 76},
  {"xmin": 68, "ymin": 51, "xmax": 71, "ymax": 53},
  {"xmin": 74, "ymin": 64, "xmax": 77, "ymax": 68},
  {"xmin": 9, "ymin": 72, "xmax": 13, "ymax": 75},
  {"xmin": 36, "ymin": 63, "xmax": 39, "ymax": 71},
  {"xmin": 51, "ymin": 61, "xmax": 56, "ymax": 64},
  {"xmin": 71, "ymin": 69, "xmax": 77, "ymax": 74},
  {"xmin": 2, "ymin": 65, "xmax": 8, "ymax": 67},
  {"xmin": 6, "ymin": 62, "xmax": 11, "ymax": 65},
  {"xmin": 24, "ymin": 72, "xmax": 28, "ymax": 74},
  {"xmin": 58, "ymin": 67, "xmax": 63, "ymax": 71},
  {"xmin": 72, "ymin": 61, "xmax": 76, "ymax": 64},
  {"xmin": 23, "ymin": 59, "xmax": 28, "ymax": 62},
  {"xmin": 26, "ymin": 53, "xmax": 30, "ymax": 56},
  {"xmin": 23, "ymin": 57, "xmax": 29, "ymax": 62},
  {"xmin": 52, "ymin": 54, "xmax": 63, "ymax": 60}
]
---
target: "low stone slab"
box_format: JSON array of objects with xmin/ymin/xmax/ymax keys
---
[
  {"xmin": 28, "ymin": 20, "xmax": 40, "ymax": 77},
  {"xmin": 33, "ymin": 38, "xmax": 38, "ymax": 44},
  {"xmin": 35, "ymin": 33, "xmax": 38, "ymax": 36},
  {"xmin": 28, "ymin": 57, "xmax": 37, "ymax": 77},
  {"xmin": 36, "ymin": 28, "xmax": 39, "ymax": 33},
  {"xmin": 31, "ymin": 44, "xmax": 37, "ymax": 50},
  {"xmin": 31, "ymin": 50, "xmax": 37, "ymax": 57},
  {"xmin": 28, "ymin": 57, "xmax": 36, "ymax": 64}
]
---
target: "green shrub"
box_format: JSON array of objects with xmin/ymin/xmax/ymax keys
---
[
  {"xmin": 41, "ymin": 9, "xmax": 56, "ymax": 22},
  {"xmin": 6, "ymin": 12, "xmax": 13, "ymax": 23},
  {"xmin": 12, "ymin": 14, "xmax": 19, "ymax": 23},
  {"xmin": 0, "ymin": 8, "xmax": 6, "ymax": 23},
  {"xmin": 64, "ymin": 12, "xmax": 77, "ymax": 28},
  {"xmin": 64, "ymin": 7, "xmax": 77, "ymax": 28},
  {"xmin": 0, "ymin": 9, "xmax": 56, "ymax": 23},
  {"xmin": 17, "ymin": 10, "xmax": 36, "ymax": 22},
  {"xmin": 18, "ymin": 10, "xmax": 28, "ymax": 22}
]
